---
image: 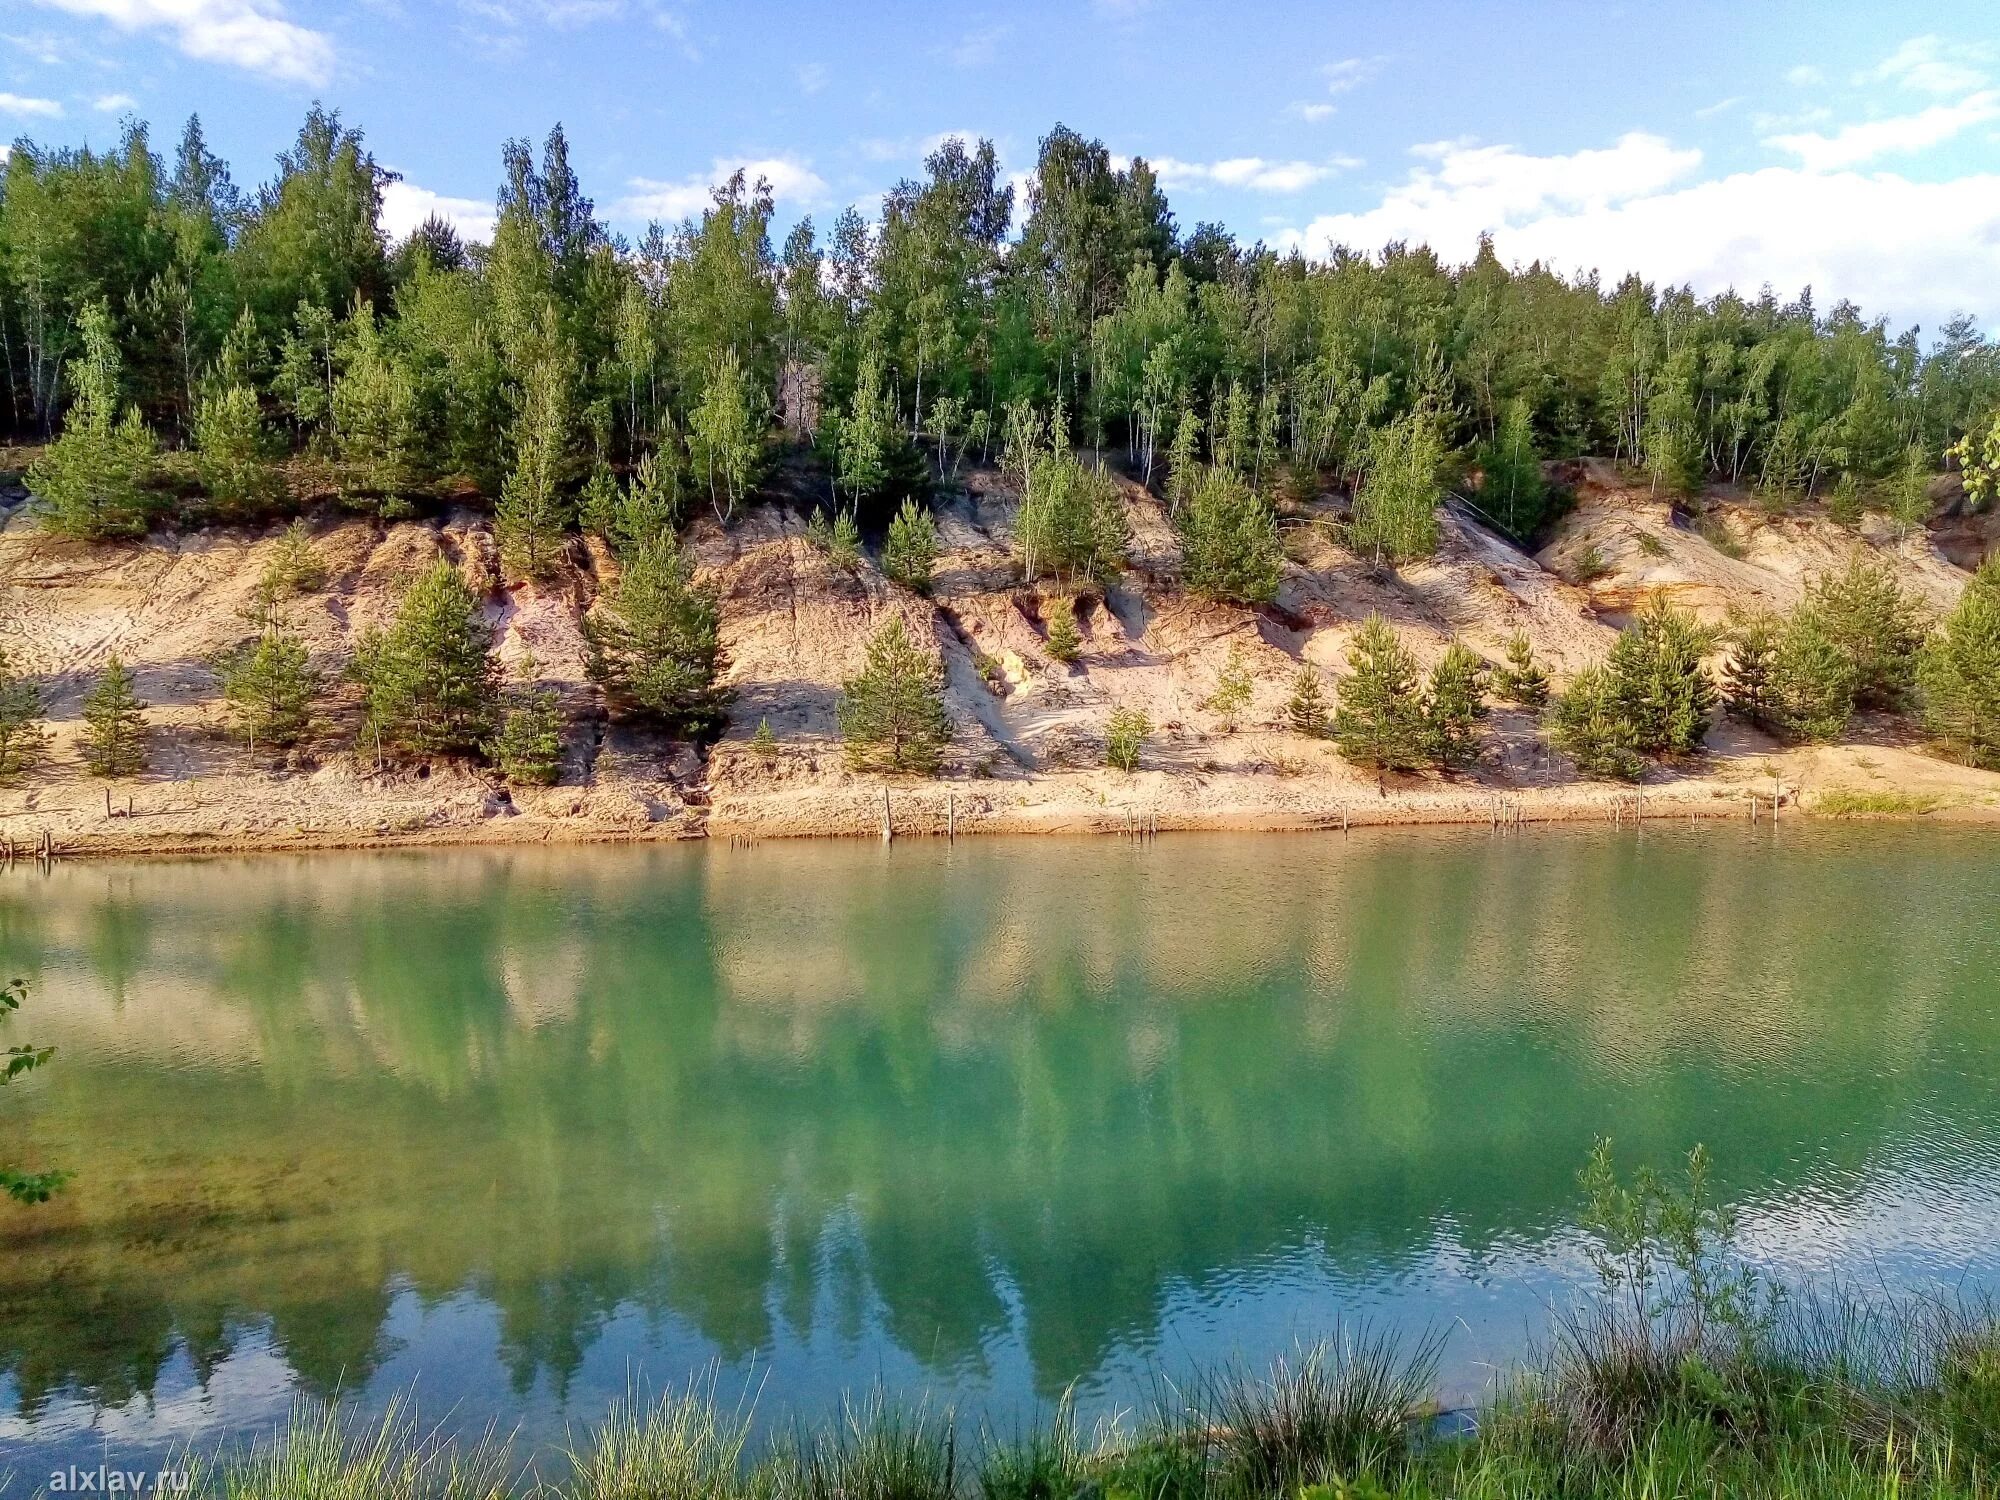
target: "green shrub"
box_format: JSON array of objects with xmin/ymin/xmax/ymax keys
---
[
  {"xmin": 350, "ymin": 560, "xmax": 499, "ymax": 759},
  {"xmin": 837, "ymin": 617, "xmax": 950, "ymax": 774},
  {"xmin": 1919, "ymin": 557, "xmax": 2000, "ymax": 768},
  {"xmin": 1105, "ymin": 704, "xmax": 1149, "ymax": 772},
  {"xmin": 1176, "ymin": 464, "xmax": 1283, "ymax": 604},
  {"xmin": 883, "ymin": 498, "xmax": 939, "ymax": 593},
  {"xmin": 80, "ymin": 656, "xmax": 148, "ymax": 777},
  {"xmin": 586, "ymin": 538, "xmax": 728, "ymax": 734}
]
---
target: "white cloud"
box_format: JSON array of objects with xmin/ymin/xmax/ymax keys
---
[
  {"xmin": 32, "ymin": 0, "xmax": 333, "ymax": 84},
  {"xmin": 1785, "ymin": 64, "xmax": 1823, "ymax": 87},
  {"xmin": 0, "ymin": 92, "xmax": 64, "ymax": 118},
  {"xmin": 947, "ymin": 24, "xmax": 1006, "ymax": 68},
  {"xmin": 1694, "ymin": 96, "xmax": 1741, "ymax": 119},
  {"xmin": 1869, "ymin": 35, "xmax": 1987, "ymax": 96},
  {"xmin": 614, "ymin": 156, "xmax": 828, "ymax": 222},
  {"xmin": 1270, "ymin": 132, "xmax": 2000, "ymax": 329},
  {"xmin": 379, "ymin": 179, "xmax": 497, "ymax": 245},
  {"xmin": 1151, "ymin": 155, "xmax": 1350, "ymax": 194},
  {"xmin": 1288, "ymin": 101, "xmax": 1336, "ymax": 123},
  {"xmin": 92, "ymin": 91, "xmax": 137, "ymax": 111},
  {"xmin": 459, "ymin": 0, "xmax": 622, "ymax": 25},
  {"xmin": 1766, "ymin": 90, "xmax": 2000, "ymax": 170},
  {"xmin": 1321, "ymin": 56, "xmax": 1383, "ymax": 94}
]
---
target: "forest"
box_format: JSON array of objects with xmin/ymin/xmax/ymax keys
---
[{"xmin": 5, "ymin": 108, "xmax": 2000, "ymax": 793}]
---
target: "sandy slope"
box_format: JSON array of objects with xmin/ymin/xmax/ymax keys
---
[{"xmin": 2, "ymin": 456, "xmax": 1997, "ymax": 860}]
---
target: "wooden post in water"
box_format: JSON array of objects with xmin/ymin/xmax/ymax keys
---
[
  {"xmin": 881, "ymin": 786, "xmax": 892, "ymax": 843},
  {"xmin": 947, "ymin": 791, "xmax": 955, "ymax": 841}
]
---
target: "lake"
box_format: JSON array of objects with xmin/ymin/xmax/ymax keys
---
[{"xmin": 2, "ymin": 825, "xmax": 1998, "ymax": 1476}]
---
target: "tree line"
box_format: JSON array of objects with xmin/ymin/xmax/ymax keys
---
[{"xmin": 7, "ymin": 109, "xmax": 2000, "ymax": 559}]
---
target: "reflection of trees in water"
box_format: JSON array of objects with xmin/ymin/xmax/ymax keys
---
[{"xmin": 0, "ymin": 831, "xmax": 1996, "ymax": 1417}]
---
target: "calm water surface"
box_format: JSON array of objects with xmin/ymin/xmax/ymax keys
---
[{"xmin": 2, "ymin": 825, "xmax": 1999, "ymax": 1474}]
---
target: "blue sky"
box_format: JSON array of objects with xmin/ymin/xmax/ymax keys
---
[{"xmin": 4, "ymin": 0, "xmax": 1999, "ymax": 331}]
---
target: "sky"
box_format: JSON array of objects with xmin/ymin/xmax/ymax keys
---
[{"xmin": 3, "ymin": 0, "xmax": 1999, "ymax": 334}]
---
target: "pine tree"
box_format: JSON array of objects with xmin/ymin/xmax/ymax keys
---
[
  {"xmin": 1205, "ymin": 642, "xmax": 1254, "ymax": 729},
  {"xmin": 1773, "ymin": 604, "xmax": 1858, "ymax": 742},
  {"xmin": 1605, "ymin": 599, "xmax": 1716, "ymax": 756},
  {"xmin": 30, "ymin": 300, "xmax": 158, "ymax": 541},
  {"xmin": 217, "ymin": 622, "xmax": 320, "ymax": 750},
  {"xmin": 1423, "ymin": 640, "xmax": 1488, "ymax": 770},
  {"xmin": 492, "ymin": 686, "xmax": 565, "ymax": 785},
  {"xmin": 1286, "ymin": 666, "xmax": 1328, "ymax": 737},
  {"xmin": 193, "ymin": 382, "xmax": 282, "ymax": 517},
  {"xmin": 884, "ymin": 498, "xmax": 939, "ymax": 593},
  {"xmin": 1492, "ymin": 630, "xmax": 1550, "ymax": 708},
  {"xmin": 1918, "ymin": 557, "xmax": 2000, "ymax": 768},
  {"xmin": 261, "ymin": 519, "xmax": 330, "ymax": 599},
  {"xmin": 350, "ymin": 560, "xmax": 499, "ymax": 759},
  {"xmin": 496, "ymin": 348, "xmax": 575, "ymax": 580},
  {"xmin": 81, "ymin": 657, "xmax": 148, "ymax": 777},
  {"xmin": 1332, "ymin": 616, "xmax": 1427, "ymax": 774},
  {"xmin": 1105, "ymin": 704, "xmax": 1149, "ymax": 772},
  {"xmin": 1805, "ymin": 558, "xmax": 1925, "ymax": 712},
  {"xmin": 1017, "ymin": 440, "xmax": 1128, "ymax": 586},
  {"xmin": 0, "ymin": 650, "xmax": 50, "ymax": 783},
  {"xmin": 1175, "ymin": 465, "xmax": 1283, "ymax": 604},
  {"xmin": 837, "ymin": 616, "xmax": 951, "ymax": 773},
  {"xmin": 1045, "ymin": 599, "xmax": 1082, "ymax": 663},
  {"xmin": 585, "ymin": 537, "xmax": 727, "ymax": 733},
  {"xmin": 1549, "ymin": 665, "xmax": 1645, "ymax": 781},
  {"xmin": 1720, "ymin": 611, "xmax": 1781, "ymax": 729},
  {"xmin": 750, "ymin": 717, "xmax": 778, "ymax": 759}
]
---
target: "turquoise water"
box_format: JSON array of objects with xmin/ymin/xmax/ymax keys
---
[{"xmin": 1, "ymin": 825, "xmax": 1998, "ymax": 1473}]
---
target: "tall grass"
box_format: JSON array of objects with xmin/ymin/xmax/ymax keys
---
[{"xmin": 152, "ymin": 1293, "xmax": 2000, "ymax": 1500}]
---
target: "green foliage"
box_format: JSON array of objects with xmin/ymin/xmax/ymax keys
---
[
  {"xmin": 1492, "ymin": 630, "xmax": 1549, "ymax": 708},
  {"xmin": 217, "ymin": 622, "xmax": 320, "ymax": 750},
  {"xmin": 836, "ymin": 616, "xmax": 951, "ymax": 774},
  {"xmin": 807, "ymin": 506, "xmax": 863, "ymax": 570},
  {"xmin": 350, "ymin": 560, "xmax": 498, "ymax": 759},
  {"xmin": 1175, "ymin": 465, "xmax": 1283, "ymax": 604},
  {"xmin": 0, "ymin": 651, "xmax": 50, "ymax": 784},
  {"xmin": 29, "ymin": 300, "xmax": 158, "ymax": 540},
  {"xmin": 1332, "ymin": 616, "xmax": 1427, "ymax": 772},
  {"xmin": 261, "ymin": 519, "xmax": 330, "ymax": 599},
  {"xmin": 332, "ymin": 301, "xmax": 428, "ymax": 502},
  {"xmin": 1719, "ymin": 611, "xmax": 1781, "ymax": 730},
  {"xmin": 192, "ymin": 381, "xmax": 283, "ymax": 517},
  {"xmin": 828, "ymin": 351, "xmax": 918, "ymax": 507},
  {"xmin": 1887, "ymin": 443, "xmax": 1933, "ymax": 537},
  {"xmin": 689, "ymin": 348, "xmax": 766, "ymax": 523},
  {"xmin": 1350, "ymin": 409, "xmax": 1442, "ymax": 564},
  {"xmin": 586, "ymin": 538, "xmax": 727, "ymax": 734},
  {"xmin": 1044, "ymin": 598, "xmax": 1082, "ymax": 663},
  {"xmin": 1771, "ymin": 605, "xmax": 1858, "ymax": 742},
  {"xmin": 1476, "ymin": 397, "xmax": 1547, "ymax": 538},
  {"xmin": 1604, "ymin": 600, "xmax": 1716, "ymax": 756},
  {"xmin": 1205, "ymin": 642, "xmax": 1254, "ymax": 728},
  {"xmin": 1423, "ymin": 641, "xmax": 1488, "ymax": 770},
  {"xmin": 1919, "ymin": 557, "xmax": 2000, "ymax": 768},
  {"xmin": 0, "ymin": 979, "xmax": 68, "ymax": 1205},
  {"xmin": 496, "ymin": 343, "xmax": 577, "ymax": 580},
  {"xmin": 750, "ymin": 717, "xmax": 777, "ymax": 760},
  {"xmin": 1017, "ymin": 429, "xmax": 1128, "ymax": 586},
  {"xmin": 883, "ymin": 498, "xmax": 939, "ymax": 593},
  {"xmin": 1804, "ymin": 557, "xmax": 1926, "ymax": 712},
  {"xmin": 1825, "ymin": 472, "xmax": 1864, "ymax": 529},
  {"xmin": 492, "ymin": 684, "xmax": 565, "ymax": 786},
  {"xmin": 589, "ymin": 450, "xmax": 682, "ymax": 557},
  {"xmin": 1287, "ymin": 666, "xmax": 1328, "ymax": 736},
  {"xmin": 1951, "ymin": 409, "xmax": 2000, "ymax": 512},
  {"xmin": 80, "ymin": 655, "xmax": 148, "ymax": 777},
  {"xmin": 1104, "ymin": 704, "xmax": 1149, "ymax": 772},
  {"xmin": 1549, "ymin": 665, "xmax": 1645, "ymax": 781}
]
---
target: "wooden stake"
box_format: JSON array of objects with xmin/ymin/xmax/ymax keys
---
[
  {"xmin": 947, "ymin": 791, "xmax": 955, "ymax": 841},
  {"xmin": 881, "ymin": 785, "xmax": 892, "ymax": 843}
]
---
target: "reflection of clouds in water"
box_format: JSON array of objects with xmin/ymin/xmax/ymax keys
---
[
  {"xmin": 0, "ymin": 1332, "xmax": 297, "ymax": 1451},
  {"xmin": 3, "ymin": 829, "xmax": 2000, "ymax": 1473}
]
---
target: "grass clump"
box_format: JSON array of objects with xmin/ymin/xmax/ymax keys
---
[{"xmin": 1810, "ymin": 787, "xmax": 1942, "ymax": 817}]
